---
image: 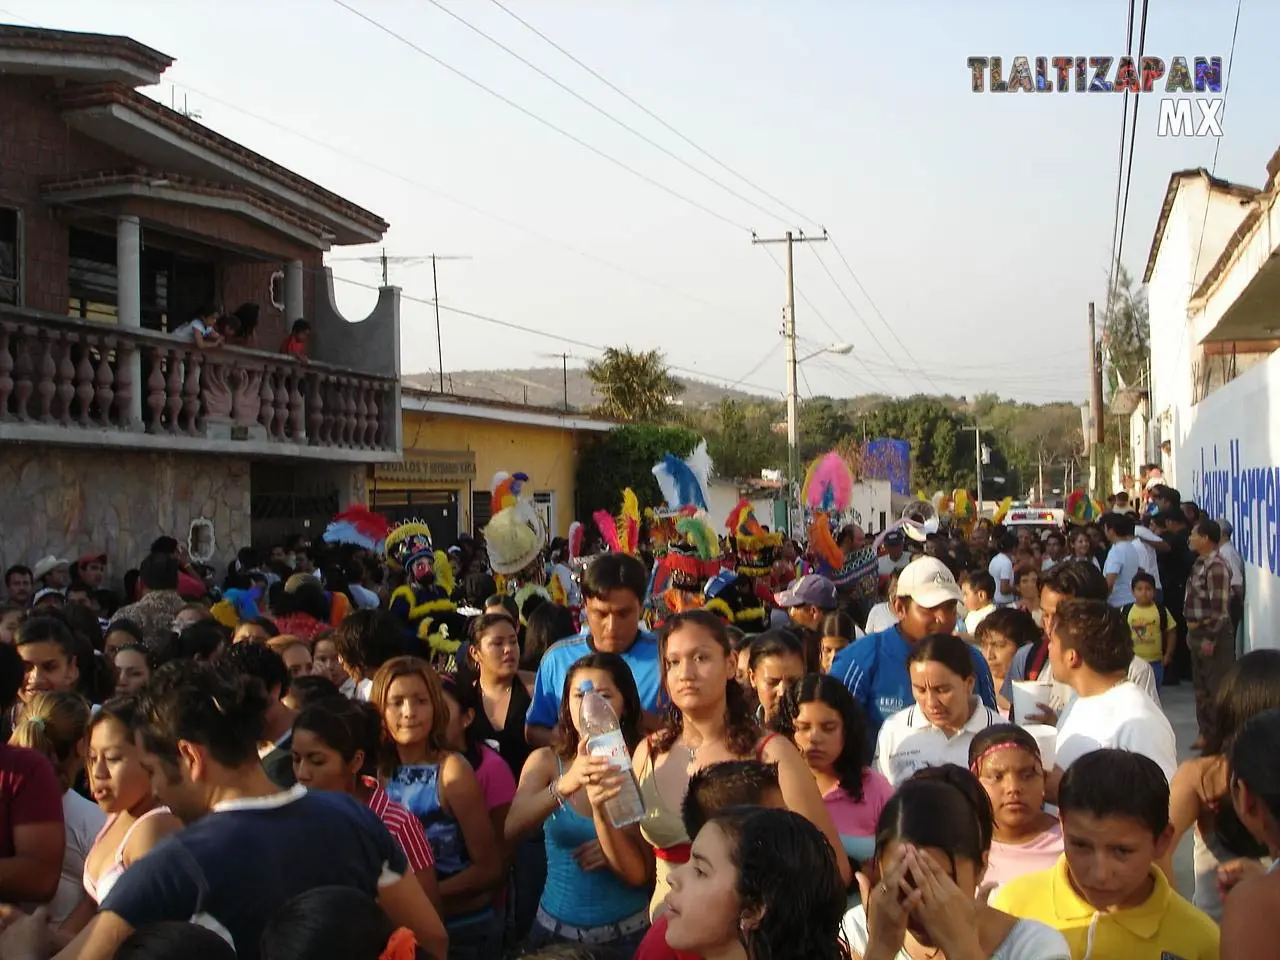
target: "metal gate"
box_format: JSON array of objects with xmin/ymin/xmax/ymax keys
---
[{"xmin": 372, "ymin": 489, "xmax": 461, "ymax": 545}]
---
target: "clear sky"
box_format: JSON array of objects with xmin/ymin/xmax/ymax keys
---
[{"xmin": 6, "ymin": 0, "xmax": 1272, "ymax": 403}]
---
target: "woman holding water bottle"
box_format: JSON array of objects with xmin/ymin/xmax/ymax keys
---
[{"xmin": 505, "ymin": 652, "xmax": 653, "ymax": 952}]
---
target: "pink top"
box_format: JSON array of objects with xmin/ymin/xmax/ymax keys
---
[
  {"xmin": 82, "ymin": 806, "xmax": 172, "ymax": 904},
  {"xmin": 823, "ymin": 769, "xmax": 894, "ymax": 837},
  {"xmin": 473, "ymin": 743, "xmax": 517, "ymax": 810},
  {"xmin": 985, "ymin": 821, "xmax": 1065, "ymax": 889}
]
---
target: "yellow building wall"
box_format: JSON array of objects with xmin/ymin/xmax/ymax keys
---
[{"xmin": 388, "ymin": 410, "xmax": 587, "ymax": 539}]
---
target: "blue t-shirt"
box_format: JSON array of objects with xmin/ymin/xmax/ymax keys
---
[
  {"xmin": 101, "ymin": 786, "xmax": 407, "ymax": 960},
  {"xmin": 831, "ymin": 625, "xmax": 998, "ymax": 745},
  {"xmin": 526, "ymin": 628, "xmax": 661, "ymax": 729}
]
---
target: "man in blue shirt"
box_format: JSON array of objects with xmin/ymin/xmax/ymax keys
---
[
  {"xmin": 831, "ymin": 556, "xmax": 997, "ymax": 744},
  {"xmin": 526, "ymin": 553, "xmax": 661, "ymax": 747}
]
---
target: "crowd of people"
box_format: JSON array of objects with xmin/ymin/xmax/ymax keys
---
[{"xmin": 0, "ymin": 455, "xmax": 1271, "ymax": 960}]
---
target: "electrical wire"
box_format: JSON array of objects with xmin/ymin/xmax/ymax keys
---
[
  {"xmin": 729, "ymin": 342, "xmax": 783, "ymax": 389},
  {"xmin": 1103, "ymin": 0, "xmax": 1139, "ymax": 322},
  {"xmin": 421, "ymin": 0, "xmax": 799, "ymax": 230},
  {"xmin": 330, "ymin": 0, "xmax": 752, "ymax": 233},
  {"xmin": 1106, "ymin": 0, "xmax": 1150, "ymax": 323},
  {"xmin": 483, "ymin": 0, "xmax": 818, "ymax": 228}
]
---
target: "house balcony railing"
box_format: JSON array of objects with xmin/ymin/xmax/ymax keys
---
[{"xmin": 0, "ymin": 307, "xmax": 401, "ymax": 461}]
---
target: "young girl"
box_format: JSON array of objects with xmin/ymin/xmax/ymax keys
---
[
  {"xmin": 818, "ymin": 611, "xmax": 858, "ymax": 675},
  {"xmin": 289, "ymin": 695, "xmax": 446, "ymax": 929},
  {"xmin": 506, "ymin": 652, "xmax": 652, "ymax": 952},
  {"xmin": 111, "ymin": 644, "xmax": 154, "ymax": 698},
  {"xmin": 844, "ymin": 766, "xmax": 1070, "ymax": 959},
  {"xmin": 973, "ymin": 610, "xmax": 1039, "ymax": 717},
  {"xmin": 10, "ymin": 692, "xmax": 103, "ymax": 927},
  {"xmin": 746, "ymin": 629, "xmax": 805, "ymax": 724},
  {"xmin": 773, "ymin": 674, "xmax": 892, "ymax": 865},
  {"xmin": 665, "ymin": 807, "xmax": 851, "ymax": 960},
  {"xmin": 634, "ymin": 610, "xmax": 850, "ymax": 919},
  {"xmin": 101, "ymin": 621, "xmax": 143, "ymax": 661},
  {"xmin": 373, "ymin": 656, "xmax": 503, "ymax": 960},
  {"xmin": 440, "ymin": 674, "xmax": 517, "ymax": 852},
  {"xmin": 310, "ymin": 632, "xmax": 347, "ymax": 689},
  {"xmin": 966, "ymin": 725, "xmax": 1062, "ymax": 889},
  {"xmin": 55, "ymin": 697, "xmax": 181, "ymax": 946},
  {"xmin": 875, "ymin": 633, "xmax": 1000, "ymax": 786}
]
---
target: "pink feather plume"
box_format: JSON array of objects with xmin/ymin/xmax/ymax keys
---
[
  {"xmin": 568, "ymin": 521, "xmax": 584, "ymax": 561},
  {"xmin": 804, "ymin": 451, "xmax": 854, "ymax": 513},
  {"xmin": 593, "ymin": 510, "xmax": 622, "ymax": 553}
]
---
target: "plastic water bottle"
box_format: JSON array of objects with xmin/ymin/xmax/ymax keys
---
[{"xmin": 580, "ymin": 681, "xmax": 647, "ymax": 828}]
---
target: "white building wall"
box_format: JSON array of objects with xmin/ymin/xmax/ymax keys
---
[{"xmin": 1180, "ymin": 348, "xmax": 1280, "ymax": 651}]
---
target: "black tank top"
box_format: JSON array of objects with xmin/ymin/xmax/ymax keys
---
[{"xmin": 470, "ymin": 679, "xmax": 533, "ymax": 779}]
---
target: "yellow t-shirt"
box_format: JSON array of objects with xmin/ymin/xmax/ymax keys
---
[
  {"xmin": 991, "ymin": 855, "xmax": 1219, "ymax": 960},
  {"xmin": 1127, "ymin": 603, "xmax": 1176, "ymax": 662}
]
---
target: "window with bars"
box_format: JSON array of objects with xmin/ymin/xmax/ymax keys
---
[{"xmin": 0, "ymin": 209, "xmax": 20, "ymax": 305}]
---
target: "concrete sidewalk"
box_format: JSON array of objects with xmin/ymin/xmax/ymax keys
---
[{"xmin": 1162, "ymin": 680, "xmax": 1200, "ymax": 896}]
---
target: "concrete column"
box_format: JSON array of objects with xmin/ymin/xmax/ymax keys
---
[
  {"xmin": 116, "ymin": 215, "xmax": 143, "ymax": 425},
  {"xmin": 285, "ymin": 260, "xmax": 304, "ymax": 323}
]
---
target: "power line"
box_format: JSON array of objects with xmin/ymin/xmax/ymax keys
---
[
  {"xmin": 730, "ymin": 342, "xmax": 783, "ymax": 389},
  {"xmin": 824, "ymin": 234, "xmax": 942, "ymax": 393},
  {"xmin": 483, "ymin": 0, "xmax": 818, "ymax": 228},
  {"xmin": 330, "ymin": 0, "xmax": 752, "ymax": 233},
  {"xmin": 422, "ymin": 0, "xmax": 797, "ymax": 230},
  {"xmin": 1103, "ymin": 0, "xmax": 1139, "ymax": 322},
  {"xmin": 1106, "ymin": 0, "xmax": 1149, "ymax": 322},
  {"xmin": 149, "ymin": 80, "xmax": 764, "ymax": 329}
]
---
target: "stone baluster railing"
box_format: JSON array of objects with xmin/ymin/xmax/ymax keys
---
[{"xmin": 0, "ymin": 308, "xmax": 398, "ymax": 454}]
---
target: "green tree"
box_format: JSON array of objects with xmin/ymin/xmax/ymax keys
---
[
  {"xmin": 575, "ymin": 424, "xmax": 702, "ymax": 522},
  {"xmin": 1102, "ymin": 263, "xmax": 1150, "ymax": 396},
  {"xmin": 704, "ymin": 399, "xmax": 784, "ymax": 480},
  {"xmin": 586, "ymin": 347, "xmax": 685, "ymax": 423},
  {"xmin": 860, "ymin": 396, "xmax": 965, "ymax": 492},
  {"xmin": 797, "ymin": 398, "xmax": 854, "ymax": 461}
]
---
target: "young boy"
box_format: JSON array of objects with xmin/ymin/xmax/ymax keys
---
[
  {"xmin": 1123, "ymin": 571, "xmax": 1176, "ymax": 688},
  {"xmin": 963, "ymin": 570, "xmax": 997, "ymax": 635},
  {"xmin": 14, "ymin": 614, "xmax": 80, "ymax": 703},
  {"xmin": 280, "ymin": 319, "xmax": 311, "ymax": 363},
  {"xmin": 993, "ymin": 749, "xmax": 1219, "ymax": 959},
  {"xmin": 633, "ymin": 761, "xmax": 785, "ymax": 960}
]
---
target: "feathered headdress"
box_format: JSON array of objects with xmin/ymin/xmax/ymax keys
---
[
  {"xmin": 808, "ymin": 513, "xmax": 844, "ymax": 570},
  {"xmin": 385, "ymin": 520, "xmax": 437, "ymax": 572},
  {"xmin": 653, "ymin": 439, "xmax": 713, "ymax": 512},
  {"xmin": 323, "ymin": 505, "xmax": 392, "ymax": 554},
  {"xmin": 567, "ymin": 521, "xmax": 584, "ymax": 563},
  {"xmin": 992, "ymin": 496, "xmax": 1015, "ymax": 526},
  {"xmin": 593, "ymin": 488, "xmax": 641, "ymax": 556},
  {"xmin": 802, "ymin": 451, "xmax": 854, "ymax": 514},
  {"xmin": 726, "ymin": 498, "xmax": 782, "ymax": 578},
  {"xmin": 491, "ymin": 471, "xmax": 529, "ymax": 516},
  {"xmin": 951, "ymin": 489, "xmax": 977, "ymax": 536},
  {"xmin": 483, "ymin": 470, "xmax": 548, "ymax": 576}
]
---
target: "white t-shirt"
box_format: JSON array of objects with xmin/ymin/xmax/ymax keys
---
[
  {"xmin": 989, "ymin": 552, "xmax": 1016, "ymax": 605},
  {"xmin": 1029, "ymin": 655, "xmax": 1159, "ymax": 713},
  {"xmin": 874, "ymin": 698, "xmax": 1001, "ymax": 786},
  {"xmin": 841, "ymin": 904, "xmax": 1071, "ymax": 959},
  {"xmin": 1102, "ymin": 540, "xmax": 1143, "ymax": 607},
  {"xmin": 865, "ymin": 602, "xmax": 897, "ymax": 635},
  {"xmin": 878, "ymin": 553, "xmax": 910, "ymax": 579},
  {"xmin": 1055, "ymin": 680, "xmax": 1177, "ymax": 783},
  {"xmin": 171, "ymin": 318, "xmax": 214, "ymax": 343},
  {"xmin": 1132, "ymin": 527, "xmax": 1164, "ymax": 590},
  {"xmin": 965, "ymin": 604, "xmax": 997, "ymax": 635},
  {"xmin": 51, "ymin": 790, "xmax": 107, "ymax": 923}
]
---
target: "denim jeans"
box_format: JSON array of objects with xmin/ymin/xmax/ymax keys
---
[{"xmin": 446, "ymin": 909, "xmax": 501, "ymax": 960}]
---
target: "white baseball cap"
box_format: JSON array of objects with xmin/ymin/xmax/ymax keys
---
[{"xmin": 895, "ymin": 557, "xmax": 963, "ymax": 608}]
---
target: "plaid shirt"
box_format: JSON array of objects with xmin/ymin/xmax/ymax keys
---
[{"xmin": 1184, "ymin": 550, "xmax": 1231, "ymax": 625}]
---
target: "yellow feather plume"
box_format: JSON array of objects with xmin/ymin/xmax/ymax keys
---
[{"xmin": 618, "ymin": 488, "xmax": 642, "ymax": 556}]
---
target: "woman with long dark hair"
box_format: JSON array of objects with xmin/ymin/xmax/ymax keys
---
[
  {"xmin": 633, "ymin": 610, "xmax": 850, "ymax": 919},
  {"xmin": 1221, "ymin": 708, "xmax": 1280, "ymax": 958},
  {"xmin": 664, "ymin": 807, "xmax": 850, "ymax": 960}
]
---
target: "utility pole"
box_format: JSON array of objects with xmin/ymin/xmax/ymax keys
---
[
  {"xmin": 1088, "ymin": 301, "xmax": 1104, "ymax": 498},
  {"xmin": 751, "ymin": 229, "xmax": 827, "ymax": 536},
  {"xmin": 430, "ymin": 254, "xmax": 473, "ymax": 394}
]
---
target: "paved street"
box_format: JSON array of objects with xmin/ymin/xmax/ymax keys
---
[{"xmin": 1163, "ymin": 680, "xmax": 1199, "ymax": 897}]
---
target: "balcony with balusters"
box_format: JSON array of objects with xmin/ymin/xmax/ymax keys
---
[{"xmin": 0, "ymin": 305, "xmax": 401, "ymax": 461}]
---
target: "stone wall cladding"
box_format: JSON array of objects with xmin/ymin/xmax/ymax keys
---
[{"xmin": 0, "ymin": 446, "xmax": 251, "ymax": 582}]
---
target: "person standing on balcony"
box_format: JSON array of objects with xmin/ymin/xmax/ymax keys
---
[{"xmin": 280, "ymin": 319, "xmax": 311, "ymax": 365}]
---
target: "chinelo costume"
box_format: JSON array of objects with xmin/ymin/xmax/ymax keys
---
[
  {"xmin": 723, "ymin": 500, "xmax": 780, "ymax": 628},
  {"xmin": 645, "ymin": 439, "xmax": 718, "ymax": 623},
  {"xmin": 385, "ymin": 518, "xmax": 464, "ymax": 671},
  {"xmin": 802, "ymin": 451, "xmax": 879, "ymax": 604},
  {"xmin": 484, "ymin": 470, "xmax": 552, "ymax": 607}
]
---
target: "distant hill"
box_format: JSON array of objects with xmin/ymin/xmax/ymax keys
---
[{"xmin": 402, "ymin": 367, "xmax": 760, "ymax": 411}]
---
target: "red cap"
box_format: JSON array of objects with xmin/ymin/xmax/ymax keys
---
[{"xmin": 77, "ymin": 552, "xmax": 107, "ymax": 567}]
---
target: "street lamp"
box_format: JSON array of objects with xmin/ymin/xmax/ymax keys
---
[{"xmin": 786, "ymin": 341, "xmax": 855, "ymax": 535}]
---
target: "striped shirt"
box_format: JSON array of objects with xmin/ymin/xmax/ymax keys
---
[{"xmin": 363, "ymin": 776, "xmax": 434, "ymax": 872}]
